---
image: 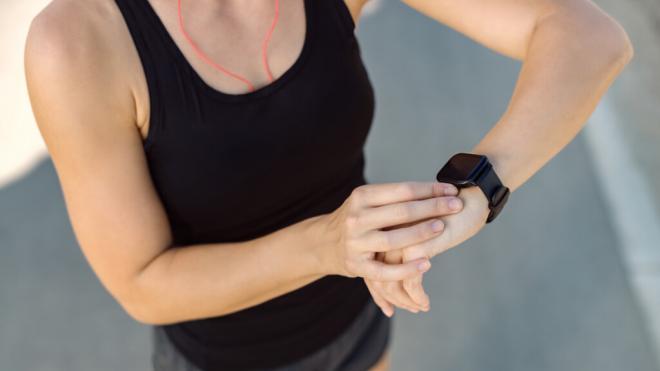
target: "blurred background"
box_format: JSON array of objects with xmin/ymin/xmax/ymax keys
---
[{"xmin": 1, "ymin": 0, "xmax": 659, "ymax": 370}]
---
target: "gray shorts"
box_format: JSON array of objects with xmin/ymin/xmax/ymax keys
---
[{"xmin": 151, "ymin": 299, "xmax": 392, "ymax": 371}]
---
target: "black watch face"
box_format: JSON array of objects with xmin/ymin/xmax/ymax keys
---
[{"xmin": 436, "ymin": 153, "xmax": 488, "ymax": 186}]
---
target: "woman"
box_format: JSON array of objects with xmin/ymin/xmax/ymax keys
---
[{"xmin": 24, "ymin": 0, "xmax": 632, "ymax": 370}]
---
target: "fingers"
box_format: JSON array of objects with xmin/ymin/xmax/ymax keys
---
[
  {"xmin": 359, "ymin": 195, "xmax": 463, "ymax": 231},
  {"xmin": 364, "ymin": 278, "xmax": 394, "ymax": 317},
  {"xmin": 400, "ymin": 245, "xmax": 431, "ymax": 309},
  {"xmin": 352, "ymin": 181, "xmax": 458, "ymax": 208},
  {"xmin": 366, "ymin": 251, "xmax": 430, "ymax": 314},
  {"xmin": 374, "ymin": 279, "xmax": 425, "ymax": 313},
  {"xmin": 333, "ymin": 181, "xmax": 459, "ymax": 279},
  {"xmin": 359, "ymin": 257, "xmax": 431, "ymax": 282},
  {"xmin": 403, "ymin": 275, "xmax": 430, "ymax": 310},
  {"xmin": 361, "ymin": 218, "xmax": 445, "ymax": 253},
  {"xmin": 383, "ymin": 250, "xmax": 428, "ymax": 312},
  {"xmin": 402, "ymin": 224, "xmax": 455, "ymax": 260}
]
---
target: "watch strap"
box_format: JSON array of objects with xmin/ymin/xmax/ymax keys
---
[{"xmin": 475, "ymin": 162, "xmax": 510, "ymax": 223}]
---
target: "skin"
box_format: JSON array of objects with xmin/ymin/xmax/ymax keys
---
[
  {"xmin": 365, "ymin": 0, "xmax": 634, "ymax": 321},
  {"xmin": 24, "ymin": 0, "xmax": 633, "ymax": 370}
]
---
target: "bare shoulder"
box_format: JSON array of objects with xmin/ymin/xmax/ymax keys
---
[
  {"xmin": 25, "ymin": 0, "xmax": 137, "ymax": 129},
  {"xmin": 26, "ymin": 0, "xmax": 127, "ymax": 67},
  {"xmin": 24, "ymin": 0, "xmax": 149, "ymax": 159},
  {"xmin": 24, "ymin": 1, "xmax": 174, "ymax": 319}
]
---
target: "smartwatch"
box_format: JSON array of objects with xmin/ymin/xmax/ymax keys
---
[{"xmin": 435, "ymin": 152, "xmax": 510, "ymax": 224}]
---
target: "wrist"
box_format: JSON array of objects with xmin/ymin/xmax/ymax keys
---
[
  {"xmin": 303, "ymin": 214, "xmax": 339, "ymax": 277},
  {"xmin": 459, "ymin": 186, "xmax": 490, "ymax": 223},
  {"xmin": 436, "ymin": 152, "xmax": 510, "ymax": 224},
  {"xmin": 468, "ymin": 147, "xmax": 516, "ymax": 192}
]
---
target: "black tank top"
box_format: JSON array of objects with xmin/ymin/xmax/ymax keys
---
[{"xmin": 114, "ymin": 0, "xmax": 376, "ymax": 369}]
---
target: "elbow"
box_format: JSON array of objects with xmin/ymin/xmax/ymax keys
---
[
  {"xmin": 578, "ymin": 11, "xmax": 635, "ymax": 69},
  {"xmin": 121, "ymin": 299, "xmax": 165, "ymax": 326},
  {"xmin": 595, "ymin": 20, "xmax": 634, "ymax": 69},
  {"xmin": 543, "ymin": 5, "xmax": 635, "ymax": 69},
  {"xmin": 616, "ymin": 31, "xmax": 634, "ymax": 67},
  {"xmin": 113, "ymin": 282, "xmax": 172, "ymax": 325}
]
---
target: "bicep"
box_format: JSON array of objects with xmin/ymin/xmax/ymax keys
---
[{"xmin": 24, "ymin": 13, "xmax": 171, "ymax": 307}]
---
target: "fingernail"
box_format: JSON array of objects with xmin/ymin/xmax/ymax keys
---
[
  {"xmin": 417, "ymin": 260, "xmax": 431, "ymax": 271},
  {"xmin": 431, "ymin": 219, "xmax": 444, "ymax": 232},
  {"xmin": 449, "ymin": 198, "xmax": 462, "ymax": 210}
]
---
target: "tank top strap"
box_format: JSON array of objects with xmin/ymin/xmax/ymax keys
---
[
  {"xmin": 112, "ymin": 0, "xmax": 359, "ymax": 151},
  {"xmin": 330, "ymin": 0, "xmax": 358, "ymax": 40},
  {"xmin": 113, "ymin": 0, "xmax": 169, "ymax": 151}
]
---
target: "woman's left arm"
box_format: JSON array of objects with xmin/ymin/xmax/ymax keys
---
[
  {"xmin": 372, "ymin": 0, "xmax": 634, "ymax": 312},
  {"xmin": 406, "ymin": 0, "xmax": 633, "ymax": 192}
]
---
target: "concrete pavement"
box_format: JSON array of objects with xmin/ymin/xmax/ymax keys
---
[
  {"xmin": 357, "ymin": 2, "xmax": 657, "ymax": 370},
  {"xmin": 1, "ymin": 0, "xmax": 658, "ymax": 370}
]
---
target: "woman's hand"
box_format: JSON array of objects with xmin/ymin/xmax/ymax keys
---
[
  {"xmin": 317, "ymin": 181, "xmax": 463, "ymax": 282},
  {"xmin": 364, "ymin": 249, "xmax": 430, "ymax": 317},
  {"xmin": 362, "ymin": 213, "xmax": 458, "ymax": 317},
  {"xmin": 399, "ymin": 185, "xmax": 491, "ymax": 309}
]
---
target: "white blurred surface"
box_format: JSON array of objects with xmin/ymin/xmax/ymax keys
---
[{"xmin": 0, "ymin": 0, "xmax": 49, "ymax": 188}]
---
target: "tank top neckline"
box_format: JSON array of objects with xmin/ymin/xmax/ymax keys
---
[{"xmin": 141, "ymin": 0, "xmax": 314, "ymax": 103}]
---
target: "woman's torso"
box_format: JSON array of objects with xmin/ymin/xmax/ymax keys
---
[{"xmin": 109, "ymin": 0, "xmax": 377, "ymax": 369}]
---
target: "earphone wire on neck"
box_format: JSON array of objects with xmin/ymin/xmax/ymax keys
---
[{"xmin": 177, "ymin": 0, "xmax": 280, "ymax": 92}]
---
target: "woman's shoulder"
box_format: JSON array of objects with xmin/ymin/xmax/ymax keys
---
[
  {"xmin": 25, "ymin": 0, "xmax": 138, "ymax": 97},
  {"xmin": 25, "ymin": 0, "xmax": 141, "ymax": 136},
  {"xmin": 27, "ymin": 0, "xmax": 126, "ymax": 61}
]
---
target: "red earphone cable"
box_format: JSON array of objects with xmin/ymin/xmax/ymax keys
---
[
  {"xmin": 177, "ymin": 0, "xmax": 280, "ymax": 92},
  {"xmin": 262, "ymin": 0, "xmax": 280, "ymax": 82}
]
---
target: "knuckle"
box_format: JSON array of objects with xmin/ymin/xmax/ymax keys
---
[
  {"xmin": 384, "ymin": 248, "xmax": 402, "ymax": 263},
  {"xmin": 380, "ymin": 231, "xmax": 394, "ymax": 251},
  {"xmin": 350, "ymin": 184, "xmax": 370, "ymax": 203},
  {"xmin": 417, "ymin": 223, "xmax": 434, "ymax": 240},
  {"xmin": 345, "ymin": 213, "xmax": 361, "ymax": 230},
  {"xmin": 344, "ymin": 258, "xmax": 358, "ymax": 277},
  {"xmin": 397, "ymin": 182, "xmax": 417, "ymax": 199},
  {"xmin": 403, "ymin": 245, "xmax": 425, "ymax": 260},
  {"xmin": 373, "ymin": 267, "xmax": 384, "ymax": 281},
  {"xmin": 349, "ymin": 186, "xmax": 367, "ymax": 206},
  {"xmin": 351, "ymin": 185, "xmax": 366, "ymax": 199},
  {"xmin": 433, "ymin": 181, "xmax": 445, "ymax": 195},
  {"xmin": 405, "ymin": 227, "xmax": 425, "ymax": 246},
  {"xmin": 435, "ymin": 197, "xmax": 450, "ymax": 213},
  {"xmin": 394, "ymin": 204, "xmax": 413, "ymax": 220}
]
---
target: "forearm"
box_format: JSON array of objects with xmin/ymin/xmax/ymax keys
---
[
  {"xmin": 126, "ymin": 214, "xmax": 332, "ymax": 325},
  {"xmin": 471, "ymin": 9, "xmax": 633, "ymax": 192}
]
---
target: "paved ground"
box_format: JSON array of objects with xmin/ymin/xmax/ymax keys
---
[
  {"xmin": 1, "ymin": 1, "xmax": 658, "ymax": 371},
  {"xmin": 593, "ymin": 0, "xmax": 660, "ymax": 208},
  {"xmin": 587, "ymin": 1, "xmax": 660, "ymax": 362}
]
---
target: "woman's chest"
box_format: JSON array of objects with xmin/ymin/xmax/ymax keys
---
[{"xmin": 143, "ymin": 47, "xmax": 375, "ymax": 243}]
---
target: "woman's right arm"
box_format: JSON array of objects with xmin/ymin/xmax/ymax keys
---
[{"xmin": 24, "ymin": 4, "xmax": 462, "ymax": 326}]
